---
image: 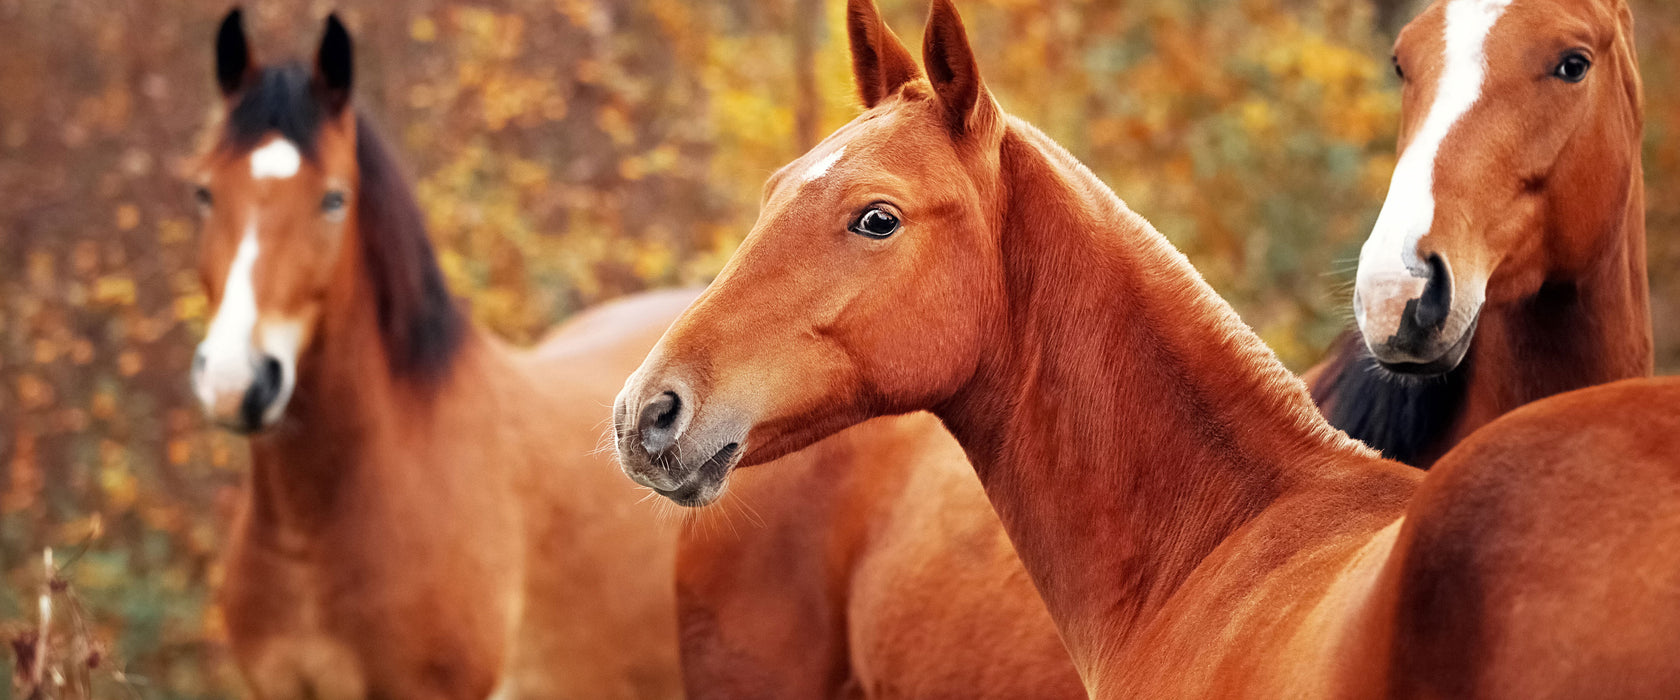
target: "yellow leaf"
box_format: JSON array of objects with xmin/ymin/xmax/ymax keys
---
[
  {"xmin": 115, "ymin": 203, "xmax": 141, "ymax": 231},
  {"xmin": 410, "ymin": 16, "xmax": 437, "ymax": 43},
  {"xmin": 93, "ymin": 275, "xmax": 137, "ymax": 306}
]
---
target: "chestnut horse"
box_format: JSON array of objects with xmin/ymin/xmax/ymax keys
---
[
  {"xmin": 665, "ymin": 6, "xmax": 1081, "ymax": 698},
  {"xmin": 1309, "ymin": 0, "xmax": 1650, "ymax": 466},
  {"xmin": 191, "ymin": 12, "xmax": 684, "ymax": 699},
  {"xmin": 617, "ymin": 1, "xmax": 1680, "ymax": 696}
]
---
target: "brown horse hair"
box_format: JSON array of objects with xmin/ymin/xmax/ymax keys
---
[{"xmin": 223, "ymin": 63, "xmax": 464, "ymax": 381}]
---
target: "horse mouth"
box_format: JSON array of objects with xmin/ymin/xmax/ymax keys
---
[
  {"xmin": 653, "ymin": 442, "xmax": 741, "ymax": 507},
  {"xmin": 1375, "ymin": 314, "xmax": 1479, "ymax": 377}
]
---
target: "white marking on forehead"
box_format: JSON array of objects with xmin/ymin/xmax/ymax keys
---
[
  {"xmin": 801, "ymin": 146, "xmax": 846, "ymax": 183},
  {"xmin": 1358, "ymin": 0, "xmax": 1513, "ymax": 289},
  {"xmin": 193, "ymin": 226, "xmax": 261, "ymax": 409},
  {"xmin": 250, "ymin": 138, "xmax": 302, "ymax": 180}
]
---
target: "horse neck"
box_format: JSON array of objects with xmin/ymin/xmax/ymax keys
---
[
  {"xmin": 244, "ymin": 225, "xmax": 471, "ymax": 547},
  {"xmin": 936, "ymin": 123, "xmax": 1385, "ymax": 672},
  {"xmin": 1454, "ymin": 159, "xmax": 1652, "ymax": 442}
]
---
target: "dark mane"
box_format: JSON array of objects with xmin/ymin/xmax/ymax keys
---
[
  {"xmin": 1308, "ymin": 331, "xmax": 1469, "ymax": 467},
  {"xmin": 225, "ymin": 63, "xmax": 324, "ymax": 156},
  {"xmin": 352, "ymin": 114, "xmax": 466, "ymax": 381}
]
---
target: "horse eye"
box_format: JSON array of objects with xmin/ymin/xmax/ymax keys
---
[
  {"xmin": 321, "ymin": 190, "xmax": 347, "ymax": 213},
  {"xmin": 193, "ymin": 186, "xmax": 213, "ymax": 209},
  {"xmin": 1392, "ymin": 55, "xmax": 1404, "ymax": 81},
  {"xmin": 1555, "ymin": 53, "xmax": 1591, "ymax": 83},
  {"xmin": 850, "ymin": 207, "xmax": 900, "ymax": 239}
]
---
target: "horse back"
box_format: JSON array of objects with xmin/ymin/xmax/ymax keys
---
[
  {"xmin": 483, "ymin": 288, "xmax": 703, "ymax": 699},
  {"xmin": 1374, "ymin": 377, "xmax": 1680, "ymax": 699}
]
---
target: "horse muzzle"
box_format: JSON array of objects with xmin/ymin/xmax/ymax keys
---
[
  {"xmin": 1354, "ymin": 252, "xmax": 1482, "ymax": 376},
  {"xmin": 613, "ymin": 381, "xmax": 746, "ymax": 507},
  {"xmin": 192, "ymin": 346, "xmax": 293, "ymax": 434}
]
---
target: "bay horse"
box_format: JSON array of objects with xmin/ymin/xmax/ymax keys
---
[
  {"xmin": 1308, "ymin": 0, "xmax": 1650, "ymax": 467},
  {"xmin": 616, "ymin": 1, "xmax": 1680, "ymax": 696},
  {"xmin": 190, "ymin": 11, "xmax": 686, "ymax": 698}
]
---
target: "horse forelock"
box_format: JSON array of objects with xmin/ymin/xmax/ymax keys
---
[{"xmin": 224, "ymin": 64, "xmax": 324, "ymax": 158}]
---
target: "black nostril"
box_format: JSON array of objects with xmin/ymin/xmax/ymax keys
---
[
  {"xmin": 638, "ymin": 391, "xmax": 683, "ymax": 456},
  {"xmin": 240, "ymin": 356, "xmax": 285, "ymax": 430},
  {"xmin": 1414, "ymin": 253, "xmax": 1452, "ymax": 332}
]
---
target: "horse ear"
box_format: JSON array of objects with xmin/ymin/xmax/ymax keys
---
[
  {"xmin": 314, "ymin": 13, "xmax": 354, "ymax": 115},
  {"xmin": 922, "ymin": 0, "xmax": 995, "ymax": 136},
  {"xmin": 215, "ymin": 8, "xmax": 254, "ymax": 97},
  {"xmin": 847, "ymin": 0, "xmax": 922, "ymax": 108}
]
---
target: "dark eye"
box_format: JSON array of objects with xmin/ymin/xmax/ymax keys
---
[
  {"xmin": 321, "ymin": 190, "xmax": 347, "ymax": 214},
  {"xmin": 1555, "ymin": 53, "xmax": 1591, "ymax": 83},
  {"xmin": 193, "ymin": 186, "xmax": 213, "ymax": 209},
  {"xmin": 1392, "ymin": 55, "xmax": 1404, "ymax": 81},
  {"xmin": 850, "ymin": 206, "xmax": 900, "ymax": 239}
]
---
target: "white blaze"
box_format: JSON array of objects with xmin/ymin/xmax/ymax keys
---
[
  {"xmin": 801, "ymin": 146, "xmax": 846, "ymax": 183},
  {"xmin": 250, "ymin": 138, "xmax": 302, "ymax": 179},
  {"xmin": 1357, "ymin": 0, "xmax": 1512, "ymax": 298},
  {"xmin": 194, "ymin": 227, "xmax": 261, "ymax": 411}
]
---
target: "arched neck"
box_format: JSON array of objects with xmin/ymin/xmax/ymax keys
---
[{"xmin": 934, "ymin": 122, "xmax": 1389, "ymax": 677}]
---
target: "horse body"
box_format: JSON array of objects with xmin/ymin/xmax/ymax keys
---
[
  {"xmin": 677, "ymin": 412, "xmax": 1082, "ymax": 699},
  {"xmin": 194, "ymin": 13, "xmax": 687, "ymax": 698},
  {"xmin": 614, "ymin": 1, "xmax": 1680, "ymax": 696}
]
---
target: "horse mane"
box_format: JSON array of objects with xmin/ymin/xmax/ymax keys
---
[
  {"xmin": 352, "ymin": 115, "xmax": 465, "ymax": 381},
  {"xmin": 224, "ymin": 64, "xmax": 465, "ymax": 381},
  {"xmin": 1308, "ymin": 331, "xmax": 1469, "ymax": 466}
]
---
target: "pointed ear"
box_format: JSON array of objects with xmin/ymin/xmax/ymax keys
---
[
  {"xmin": 848, "ymin": 0, "xmax": 922, "ymax": 108},
  {"xmin": 314, "ymin": 13, "xmax": 354, "ymax": 115},
  {"xmin": 215, "ymin": 8, "xmax": 254, "ymax": 97},
  {"xmin": 922, "ymin": 0, "xmax": 993, "ymax": 135}
]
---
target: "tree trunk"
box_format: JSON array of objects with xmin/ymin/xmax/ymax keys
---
[{"xmin": 792, "ymin": 0, "xmax": 822, "ymax": 151}]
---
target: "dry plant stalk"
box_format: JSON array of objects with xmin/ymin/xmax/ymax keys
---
[{"xmin": 8, "ymin": 535, "xmax": 137, "ymax": 700}]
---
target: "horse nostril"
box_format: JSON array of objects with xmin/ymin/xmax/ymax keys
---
[
  {"xmin": 240, "ymin": 355, "xmax": 285, "ymax": 430},
  {"xmin": 638, "ymin": 391, "xmax": 684, "ymax": 456},
  {"xmin": 1414, "ymin": 253, "xmax": 1452, "ymax": 332}
]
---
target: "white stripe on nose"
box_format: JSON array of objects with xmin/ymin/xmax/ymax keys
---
[
  {"xmin": 194, "ymin": 226, "xmax": 261, "ymax": 414},
  {"xmin": 1357, "ymin": 0, "xmax": 1512, "ymax": 314}
]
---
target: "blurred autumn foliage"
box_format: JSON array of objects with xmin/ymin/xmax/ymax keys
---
[{"xmin": 1, "ymin": 0, "xmax": 1677, "ymax": 696}]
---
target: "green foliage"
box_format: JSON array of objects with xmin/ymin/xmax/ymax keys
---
[{"xmin": 0, "ymin": 0, "xmax": 1676, "ymax": 696}]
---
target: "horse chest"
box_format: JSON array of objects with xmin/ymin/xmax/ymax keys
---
[
  {"xmin": 226, "ymin": 554, "xmax": 370, "ymax": 700},
  {"xmin": 225, "ymin": 545, "xmax": 501, "ymax": 700},
  {"xmin": 244, "ymin": 633, "xmax": 369, "ymax": 700}
]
